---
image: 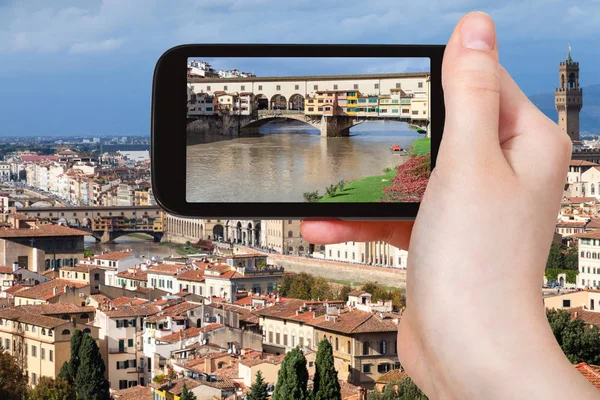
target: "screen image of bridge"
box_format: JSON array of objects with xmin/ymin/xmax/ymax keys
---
[{"xmin": 185, "ymin": 57, "xmax": 432, "ymax": 203}]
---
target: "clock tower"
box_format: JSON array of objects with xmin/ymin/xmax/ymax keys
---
[{"xmin": 555, "ymin": 45, "xmax": 583, "ymax": 142}]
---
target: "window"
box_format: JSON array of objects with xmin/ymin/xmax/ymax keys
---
[
  {"xmin": 258, "ymin": 85, "xmax": 262, "ymax": 90},
  {"xmin": 269, "ymin": 331, "xmax": 273, "ymax": 343},
  {"xmin": 418, "ymin": 82, "xmax": 423, "ymax": 88},
  {"xmin": 240, "ymin": 85, "xmax": 245, "ymax": 90},
  {"xmin": 396, "ymin": 83, "xmax": 401, "ymax": 88},
  {"xmin": 276, "ymin": 333, "xmax": 280, "ymax": 344},
  {"xmin": 374, "ymin": 83, "xmax": 379, "ymax": 89},
  {"xmin": 288, "ymin": 231, "xmax": 293, "ymax": 238},
  {"xmin": 49, "ymin": 350, "xmax": 53, "ymax": 362},
  {"xmin": 335, "ymin": 337, "xmax": 339, "ymax": 351},
  {"xmin": 32, "ymin": 345, "xmax": 36, "ymax": 357},
  {"xmin": 412, "ymin": 110, "xmax": 418, "ymax": 115},
  {"xmin": 41, "ymin": 348, "xmax": 45, "ymax": 360},
  {"xmin": 31, "ymin": 372, "xmax": 37, "ymax": 385},
  {"xmin": 563, "ymin": 299, "xmax": 571, "ymax": 307},
  {"xmin": 380, "ymin": 340, "xmax": 387, "ymax": 354},
  {"xmin": 283, "ymin": 334, "xmax": 288, "ymax": 346},
  {"xmin": 224, "ymin": 86, "xmax": 228, "ymax": 90},
  {"xmin": 276, "ymin": 85, "xmax": 281, "ymax": 90},
  {"xmin": 4, "ymin": 339, "xmax": 9, "ymax": 350},
  {"xmin": 295, "ymin": 85, "xmax": 299, "ymax": 90},
  {"xmin": 119, "ymin": 380, "xmax": 128, "ymax": 390},
  {"xmin": 378, "ymin": 363, "xmax": 391, "ymax": 373},
  {"xmin": 363, "ymin": 364, "xmax": 372, "ymax": 373},
  {"xmin": 347, "ymin": 340, "xmax": 351, "ymax": 354},
  {"xmin": 363, "ymin": 341, "xmax": 369, "ymax": 355},
  {"xmin": 333, "ymin": 84, "xmax": 338, "ymax": 90},
  {"xmin": 314, "ymin": 85, "xmax": 318, "ymax": 90},
  {"xmin": 128, "ymin": 339, "xmax": 134, "ymax": 347},
  {"xmin": 354, "ymin": 84, "xmax": 358, "ymax": 89}
]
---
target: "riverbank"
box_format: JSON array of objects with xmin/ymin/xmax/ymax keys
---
[{"xmin": 317, "ymin": 167, "xmax": 399, "ymax": 202}]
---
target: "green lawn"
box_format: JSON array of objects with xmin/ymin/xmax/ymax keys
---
[
  {"xmin": 412, "ymin": 137, "xmax": 431, "ymax": 156},
  {"xmin": 318, "ymin": 168, "xmax": 397, "ymax": 202}
]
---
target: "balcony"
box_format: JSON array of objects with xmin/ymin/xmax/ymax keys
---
[{"xmin": 109, "ymin": 347, "xmax": 132, "ymax": 354}]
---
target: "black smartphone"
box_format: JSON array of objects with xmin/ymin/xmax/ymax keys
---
[{"xmin": 151, "ymin": 44, "xmax": 445, "ymax": 219}]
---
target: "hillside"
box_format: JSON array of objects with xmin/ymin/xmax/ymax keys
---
[{"xmin": 529, "ymin": 83, "xmax": 600, "ymax": 134}]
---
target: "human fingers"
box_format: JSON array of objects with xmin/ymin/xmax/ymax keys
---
[
  {"xmin": 437, "ymin": 12, "xmax": 504, "ymax": 170},
  {"xmin": 299, "ymin": 220, "xmax": 414, "ymax": 250}
]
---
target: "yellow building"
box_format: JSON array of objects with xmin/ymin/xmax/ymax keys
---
[{"xmin": 0, "ymin": 305, "xmax": 99, "ymax": 386}]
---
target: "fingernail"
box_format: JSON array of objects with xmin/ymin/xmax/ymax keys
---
[{"xmin": 460, "ymin": 12, "xmax": 495, "ymax": 51}]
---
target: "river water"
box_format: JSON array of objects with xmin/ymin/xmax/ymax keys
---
[
  {"xmin": 186, "ymin": 120, "xmax": 422, "ymax": 202},
  {"xmin": 84, "ymin": 236, "xmax": 180, "ymax": 259}
]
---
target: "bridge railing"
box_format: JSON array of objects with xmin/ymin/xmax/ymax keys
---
[{"xmin": 257, "ymin": 109, "xmax": 304, "ymax": 117}]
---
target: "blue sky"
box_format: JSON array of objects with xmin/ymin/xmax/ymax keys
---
[{"xmin": 1, "ymin": 0, "xmax": 599, "ymax": 136}]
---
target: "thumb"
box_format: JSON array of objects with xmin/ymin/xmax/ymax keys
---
[{"xmin": 438, "ymin": 12, "xmax": 502, "ymax": 168}]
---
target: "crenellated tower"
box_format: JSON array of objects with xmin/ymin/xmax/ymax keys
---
[{"xmin": 555, "ymin": 44, "xmax": 583, "ymax": 142}]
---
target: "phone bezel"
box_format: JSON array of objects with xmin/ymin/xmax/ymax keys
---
[{"xmin": 151, "ymin": 44, "xmax": 445, "ymax": 218}]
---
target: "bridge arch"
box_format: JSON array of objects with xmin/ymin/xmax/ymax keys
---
[
  {"xmin": 213, "ymin": 224, "xmax": 224, "ymax": 240},
  {"xmin": 270, "ymin": 95, "xmax": 287, "ymax": 110},
  {"xmin": 289, "ymin": 94, "xmax": 305, "ymax": 110},
  {"xmin": 57, "ymin": 218, "xmax": 67, "ymax": 226},
  {"xmin": 81, "ymin": 218, "xmax": 91, "ymax": 228},
  {"xmin": 69, "ymin": 218, "xmax": 80, "ymax": 227},
  {"xmin": 254, "ymin": 94, "xmax": 268, "ymax": 110}
]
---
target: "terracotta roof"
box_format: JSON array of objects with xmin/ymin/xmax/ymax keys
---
[
  {"xmin": 556, "ymin": 221, "xmax": 587, "ymax": 227},
  {"xmin": 112, "ymin": 385, "xmax": 152, "ymax": 400},
  {"xmin": 60, "ymin": 266, "xmax": 96, "ymax": 273},
  {"xmin": 116, "ymin": 269, "xmax": 148, "ymax": 281},
  {"xmin": 575, "ymin": 363, "xmax": 600, "ymax": 390},
  {"xmin": 566, "ymin": 307, "xmax": 600, "ymax": 328},
  {"xmin": 112, "ymin": 297, "xmax": 149, "ymax": 307},
  {"xmin": 348, "ymin": 290, "xmax": 369, "ymax": 297},
  {"xmin": 4, "ymin": 285, "xmax": 27, "ymax": 295},
  {"xmin": 147, "ymin": 263, "xmax": 191, "ymax": 276},
  {"xmin": 208, "ymin": 303, "xmax": 259, "ymax": 324},
  {"xmin": 239, "ymin": 353, "xmax": 285, "ymax": 367},
  {"xmin": 575, "ymin": 230, "xmax": 600, "ymax": 239},
  {"xmin": 18, "ymin": 304, "xmax": 95, "ymax": 316},
  {"xmin": 14, "ymin": 279, "xmax": 88, "ymax": 301},
  {"xmin": 567, "ymin": 197, "xmax": 600, "ymax": 204},
  {"xmin": 375, "ymin": 369, "xmax": 408, "ymax": 383},
  {"xmin": 0, "ymin": 266, "xmax": 16, "ymax": 274},
  {"xmin": 569, "ymin": 160, "xmax": 599, "ymax": 167},
  {"xmin": 101, "ymin": 304, "xmax": 159, "ymax": 318},
  {"xmin": 89, "ymin": 294, "xmax": 111, "ymax": 304},
  {"xmin": 0, "ymin": 308, "xmax": 72, "ymax": 329},
  {"xmin": 310, "ymin": 308, "xmax": 399, "ymax": 334},
  {"xmin": 93, "ymin": 251, "xmax": 135, "ymax": 261},
  {"xmin": 253, "ymin": 299, "xmax": 323, "ymax": 320},
  {"xmin": 145, "ymin": 301, "xmax": 200, "ymax": 322},
  {"xmin": 0, "ymin": 224, "xmax": 89, "ymax": 238},
  {"xmin": 151, "ymin": 377, "xmax": 201, "ymax": 395},
  {"xmin": 176, "ymin": 269, "xmax": 206, "ymax": 282},
  {"xmin": 157, "ymin": 324, "xmax": 225, "ymax": 343}
]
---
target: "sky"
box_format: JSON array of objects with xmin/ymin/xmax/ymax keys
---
[{"xmin": 1, "ymin": 0, "xmax": 599, "ymax": 137}]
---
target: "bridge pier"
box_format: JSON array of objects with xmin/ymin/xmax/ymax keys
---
[{"xmin": 320, "ymin": 116, "xmax": 355, "ymax": 137}]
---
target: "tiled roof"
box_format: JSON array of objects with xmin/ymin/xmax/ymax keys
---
[
  {"xmin": 116, "ymin": 269, "xmax": 147, "ymax": 281},
  {"xmin": 310, "ymin": 308, "xmax": 399, "ymax": 334},
  {"xmin": 0, "ymin": 308, "xmax": 71, "ymax": 329},
  {"xmin": 375, "ymin": 369, "xmax": 408, "ymax": 383},
  {"xmin": 348, "ymin": 290, "xmax": 369, "ymax": 297},
  {"xmin": 14, "ymin": 279, "xmax": 88, "ymax": 301},
  {"xmin": 102, "ymin": 304, "xmax": 159, "ymax": 318},
  {"xmin": 0, "ymin": 224, "xmax": 89, "ymax": 238},
  {"xmin": 239, "ymin": 353, "xmax": 285, "ymax": 367},
  {"xmin": 575, "ymin": 363, "xmax": 600, "ymax": 390},
  {"xmin": 176, "ymin": 269, "xmax": 206, "ymax": 282},
  {"xmin": 157, "ymin": 324, "xmax": 225, "ymax": 344},
  {"xmin": 586, "ymin": 219, "xmax": 600, "ymax": 230},
  {"xmin": 556, "ymin": 221, "xmax": 587, "ymax": 227},
  {"xmin": 93, "ymin": 251, "xmax": 135, "ymax": 261},
  {"xmin": 4, "ymin": 285, "xmax": 27, "ymax": 295},
  {"xmin": 567, "ymin": 197, "xmax": 600, "ymax": 204},
  {"xmin": 569, "ymin": 160, "xmax": 599, "ymax": 167},
  {"xmin": 145, "ymin": 301, "xmax": 200, "ymax": 323},
  {"xmin": 60, "ymin": 265, "xmax": 97, "ymax": 273},
  {"xmin": 19, "ymin": 304, "xmax": 95, "ymax": 316},
  {"xmin": 151, "ymin": 377, "xmax": 201, "ymax": 395},
  {"xmin": 567, "ymin": 307, "xmax": 600, "ymax": 327},
  {"xmin": 253, "ymin": 299, "xmax": 316, "ymax": 319},
  {"xmin": 112, "ymin": 385, "xmax": 152, "ymax": 400},
  {"xmin": 147, "ymin": 263, "xmax": 191, "ymax": 276},
  {"xmin": 0, "ymin": 266, "xmax": 16, "ymax": 274},
  {"xmin": 208, "ymin": 303, "xmax": 259, "ymax": 324},
  {"xmin": 574, "ymin": 230, "xmax": 600, "ymax": 239},
  {"xmin": 112, "ymin": 297, "xmax": 148, "ymax": 307}
]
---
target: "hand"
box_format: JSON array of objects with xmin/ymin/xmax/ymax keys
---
[{"xmin": 302, "ymin": 12, "xmax": 599, "ymax": 399}]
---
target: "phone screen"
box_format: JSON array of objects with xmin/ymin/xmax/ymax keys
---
[{"xmin": 186, "ymin": 57, "xmax": 431, "ymax": 204}]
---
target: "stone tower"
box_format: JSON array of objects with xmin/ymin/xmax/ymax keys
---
[{"xmin": 555, "ymin": 45, "xmax": 583, "ymax": 142}]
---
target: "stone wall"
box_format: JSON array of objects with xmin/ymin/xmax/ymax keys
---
[
  {"xmin": 266, "ymin": 254, "xmax": 406, "ymax": 288},
  {"xmin": 187, "ymin": 115, "xmax": 255, "ymax": 136}
]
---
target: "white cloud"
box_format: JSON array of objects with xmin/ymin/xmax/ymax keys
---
[{"xmin": 69, "ymin": 38, "xmax": 123, "ymax": 54}]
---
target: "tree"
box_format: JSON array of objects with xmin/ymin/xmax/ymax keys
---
[
  {"xmin": 26, "ymin": 377, "xmax": 75, "ymax": 400},
  {"xmin": 546, "ymin": 242, "xmax": 564, "ymax": 269},
  {"xmin": 313, "ymin": 339, "xmax": 341, "ymax": 400},
  {"xmin": 564, "ymin": 244, "xmax": 579, "ymax": 270},
  {"xmin": 58, "ymin": 329, "xmax": 83, "ymax": 385},
  {"xmin": 336, "ymin": 284, "xmax": 352, "ymax": 302},
  {"xmin": 247, "ymin": 370, "xmax": 268, "ymax": 400},
  {"xmin": 0, "ymin": 349, "xmax": 27, "ymax": 400},
  {"xmin": 75, "ymin": 334, "xmax": 110, "ymax": 400},
  {"xmin": 366, "ymin": 377, "xmax": 428, "ymax": 400},
  {"xmin": 311, "ymin": 277, "xmax": 332, "ymax": 301},
  {"xmin": 180, "ymin": 383, "xmax": 197, "ymax": 400},
  {"xmin": 272, "ymin": 347, "xmax": 309, "ymax": 400},
  {"xmin": 546, "ymin": 308, "xmax": 600, "ymax": 365},
  {"xmin": 83, "ymin": 249, "xmax": 94, "ymax": 258},
  {"xmin": 288, "ymin": 273, "xmax": 314, "ymax": 301}
]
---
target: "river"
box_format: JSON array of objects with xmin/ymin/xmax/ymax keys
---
[
  {"xmin": 84, "ymin": 235, "xmax": 180, "ymax": 259},
  {"xmin": 186, "ymin": 120, "xmax": 422, "ymax": 202}
]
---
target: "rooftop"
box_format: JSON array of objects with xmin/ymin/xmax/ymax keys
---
[
  {"xmin": 14, "ymin": 279, "xmax": 88, "ymax": 301},
  {"xmin": 0, "ymin": 224, "xmax": 89, "ymax": 238},
  {"xmin": 575, "ymin": 362, "xmax": 600, "ymax": 391}
]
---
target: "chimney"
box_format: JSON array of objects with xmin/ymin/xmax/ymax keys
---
[{"xmin": 12, "ymin": 262, "xmax": 18, "ymax": 272}]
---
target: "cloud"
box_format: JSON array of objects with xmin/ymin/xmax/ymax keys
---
[{"xmin": 69, "ymin": 38, "xmax": 123, "ymax": 54}]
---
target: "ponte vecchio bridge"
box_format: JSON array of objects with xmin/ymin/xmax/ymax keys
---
[{"xmin": 187, "ymin": 72, "xmax": 431, "ymax": 137}]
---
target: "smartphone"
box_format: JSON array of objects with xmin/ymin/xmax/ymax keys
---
[{"xmin": 151, "ymin": 44, "xmax": 445, "ymax": 219}]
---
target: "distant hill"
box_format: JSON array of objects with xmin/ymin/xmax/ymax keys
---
[{"xmin": 529, "ymin": 84, "xmax": 600, "ymax": 134}]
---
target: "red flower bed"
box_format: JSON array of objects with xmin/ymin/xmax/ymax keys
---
[{"xmin": 381, "ymin": 153, "xmax": 431, "ymax": 202}]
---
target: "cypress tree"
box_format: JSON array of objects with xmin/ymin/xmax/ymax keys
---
[
  {"xmin": 58, "ymin": 329, "xmax": 83, "ymax": 384},
  {"xmin": 75, "ymin": 334, "xmax": 110, "ymax": 400},
  {"xmin": 247, "ymin": 370, "xmax": 268, "ymax": 400},
  {"xmin": 180, "ymin": 383, "xmax": 198, "ymax": 400},
  {"xmin": 272, "ymin": 347, "xmax": 309, "ymax": 400},
  {"xmin": 313, "ymin": 338, "xmax": 341, "ymax": 400}
]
